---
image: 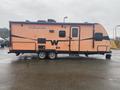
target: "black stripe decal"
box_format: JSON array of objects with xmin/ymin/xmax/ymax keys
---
[
  {"xmin": 12, "ymin": 35, "xmax": 37, "ymax": 41},
  {"xmin": 12, "ymin": 35, "xmax": 110, "ymax": 43}
]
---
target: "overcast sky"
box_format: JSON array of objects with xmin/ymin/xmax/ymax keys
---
[{"xmin": 0, "ymin": 0, "xmax": 120, "ymax": 38}]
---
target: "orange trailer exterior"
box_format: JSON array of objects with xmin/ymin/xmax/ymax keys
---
[{"xmin": 9, "ymin": 20, "xmax": 112, "ymax": 59}]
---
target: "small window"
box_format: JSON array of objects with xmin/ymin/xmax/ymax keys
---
[
  {"xmin": 59, "ymin": 31, "xmax": 66, "ymax": 37},
  {"xmin": 38, "ymin": 38, "xmax": 46, "ymax": 43},
  {"xmin": 49, "ymin": 30, "xmax": 54, "ymax": 33},
  {"xmin": 72, "ymin": 28, "xmax": 78, "ymax": 37},
  {"xmin": 94, "ymin": 33, "xmax": 103, "ymax": 41}
]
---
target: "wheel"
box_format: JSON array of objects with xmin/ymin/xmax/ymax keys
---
[
  {"xmin": 106, "ymin": 54, "xmax": 111, "ymax": 60},
  {"xmin": 38, "ymin": 52, "xmax": 46, "ymax": 59},
  {"xmin": 48, "ymin": 52, "xmax": 56, "ymax": 59}
]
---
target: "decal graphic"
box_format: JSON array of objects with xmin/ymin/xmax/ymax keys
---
[{"xmin": 50, "ymin": 40, "xmax": 59, "ymax": 45}]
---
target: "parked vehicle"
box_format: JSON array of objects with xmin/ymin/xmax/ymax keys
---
[
  {"xmin": 0, "ymin": 37, "xmax": 5, "ymax": 48},
  {"xmin": 9, "ymin": 20, "xmax": 112, "ymax": 59}
]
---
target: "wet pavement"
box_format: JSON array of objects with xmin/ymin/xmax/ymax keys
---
[{"xmin": 0, "ymin": 48, "xmax": 120, "ymax": 90}]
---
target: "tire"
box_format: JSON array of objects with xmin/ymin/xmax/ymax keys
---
[
  {"xmin": 38, "ymin": 52, "xmax": 46, "ymax": 59},
  {"xmin": 106, "ymin": 54, "xmax": 111, "ymax": 60},
  {"xmin": 48, "ymin": 52, "xmax": 56, "ymax": 60}
]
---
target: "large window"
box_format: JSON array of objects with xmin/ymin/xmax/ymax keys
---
[
  {"xmin": 59, "ymin": 31, "xmax": 66, "ymax": 37},
  {"xmin": 94, "ymin": 33, "xmax": 103, "ymax": 41},
  {"xmin": 72, "ymin": 28, "xmax": 78, "ymax": 37}
]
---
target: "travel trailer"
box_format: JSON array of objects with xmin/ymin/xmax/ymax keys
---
[{"xmin": 9, "ymin": 19, "xmax": 112, "ymax": 59}]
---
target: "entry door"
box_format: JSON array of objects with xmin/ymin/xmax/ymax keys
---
[{"xmin": 70, "ymin": 27, "xmax": 80, "ymax": 51}]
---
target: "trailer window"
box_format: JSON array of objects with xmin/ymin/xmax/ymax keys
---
[
  {"xmin": 49, "ymin": 30, "xmax": 54, "ymax": 33},
  {"xmin": 38, "ymin": 38, "xmax": 46, "ymax": 44},
  {"xmin": 59, "ymin": 31, "xmax": 66, "ymax": 37},
  {"xmin": 94, "ymin": 33, "xmax": 103, "ymax": 41},
  {"xmin": 72, "ymin": 28, "xmax": 78, "ymax": 37}
]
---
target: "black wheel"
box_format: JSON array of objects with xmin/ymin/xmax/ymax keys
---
[
  {"xmin": 38, "ymin": 52, "xmax": 46, "ymax": 59},
  {"xmin": 106, "ymin": 54, "xmax": 111, "ymax": 60},
  {"xmin": 48, "ymin": 52, "xmax": 56, "ymax": 59}
]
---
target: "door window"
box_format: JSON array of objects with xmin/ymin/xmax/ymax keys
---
[{"xmin": 72, "ymin": 28, "xmax": 78, "ymax": 37}]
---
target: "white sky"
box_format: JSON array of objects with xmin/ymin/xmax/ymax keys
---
[{"xmin": 0, "ymin": 0, "xmax": 120, "ymax": 38}]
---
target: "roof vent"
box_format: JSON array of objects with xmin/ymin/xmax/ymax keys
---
[
  {"xmin": 47, "ymin": 19, "xmax": 56, "ymax": 23},
  {"xmin": 25, "ymin": 20, "xmax": 30, "ymax": 22},
  {"xmin": 37, "ymin": 20, "xmax": 46, "ymax": 23}
]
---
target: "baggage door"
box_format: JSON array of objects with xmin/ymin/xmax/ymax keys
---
[{"xmin": 70, "ymin": 27, "xmax": 80, "ymax": 51}]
